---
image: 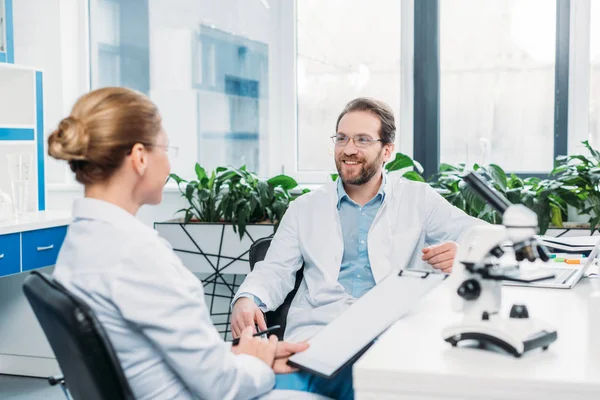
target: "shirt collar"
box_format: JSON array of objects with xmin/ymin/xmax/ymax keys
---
[
  {"xmin": 336, "ymin": 172, "xmax": 387, "ymax": 209},
  {"xmin": 72, "ymin": 198, "xmax": 157, "ymax": 237}
]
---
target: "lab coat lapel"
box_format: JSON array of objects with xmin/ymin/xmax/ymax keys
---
[
  {"xmin": 305, "ymin": 181, "xmax": 344, "ymax": 282},
  {"xmin": 368, "ymin": 178, "xmax": 422, "ymax": 280},
  {"xmin": 367, "ymin": 179, "xmax": 395, "ymax": 282}
]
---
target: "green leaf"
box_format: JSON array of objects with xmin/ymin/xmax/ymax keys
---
[
  {"xmin": 413, "ymin": 159, "xmax": 424, "ymax": 174},
  {"xmin": 589, "ymin": 216, "xmax": 600, "ymax": 234},
  {"xmin": 434, "ymin": 188, "xmax": 452, "ymax": 196},
  {"xmin": 550, "ymin": 203, "xmax": 563, "ymax": 228},
  {"xmin": 438, "ymin": 163, "xmax": 458, "ymax": 173},
  {"xmin": 403, "ymin": 171, "xmax": 425, "ymax": 182},
  {"xmin": 584, "ymin": 140, "xmax": 600, "ymax": 163},
  {"xmin": 195, "ymin": 163, "xmax": 207, "ymax": 182},
  {"xmin": 267, "ymin": 175, "xmax": 298, "ymax": 190},
  {"xmin": 184, "ymin": 209, "xmax": 193, "ymax": 223},
  {"xmin": 168, "ymin": 173, "xmax": 186, "ymax": 184},
  {"xmin": 208, "ymin": 170, "xmax": 216, "ymax": 189},
  {"xmin": 185, "ymin": 183, "xmax": 195, "ymax": 200},
  {"xmin": 385, "ymin": 153, "xmax": 414, "ymax": 172},
  {"xmin": 460, "ymin": 181, "xmax": 487, "ymax": 215},
  {"xmin": 569, "ymin": 155, "xmax": 593, "ymax": 165},
  {"xmin": 488, "ymin": 164, "xmax": 508, "ymax": 190}
]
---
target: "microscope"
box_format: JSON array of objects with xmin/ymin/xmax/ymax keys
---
[{"xmin": 442, "ymin": 173, "xmax": 558, "ymax": 357}]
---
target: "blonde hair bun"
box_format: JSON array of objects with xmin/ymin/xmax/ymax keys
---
[
  {"xmin": 48, "ymin": 116, "xmax": 89, "ymax": 161},
  {"xmin": 47, "ymin": 87, "xmax": 161, "ymax": 185}
]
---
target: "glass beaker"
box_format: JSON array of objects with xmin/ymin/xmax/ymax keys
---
[{"xmin": 6, "ymin": 153, "xmax": 33, "ymax": 215}]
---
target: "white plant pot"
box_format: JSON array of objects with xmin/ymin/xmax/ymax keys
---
[{"xmin": 155, "ymin": 220, "xmax": 275, "ymax": 339}]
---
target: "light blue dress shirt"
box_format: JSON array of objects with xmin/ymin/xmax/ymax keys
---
[{"xmin": 335, "ymin": 175, "xmax": 385, "ymax": 298}]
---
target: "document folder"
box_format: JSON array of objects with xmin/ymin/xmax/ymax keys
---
[{"xmin": 287, "ymin": 270, "xmax": 446, "ymax": 378}]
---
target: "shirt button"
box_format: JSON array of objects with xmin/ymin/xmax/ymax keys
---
[
  {"xmin": 357, "ymin": 274, "xmax": 361, "ymax": 278},
  {"xmin": 360, "ymin": 240, "xmax": 365, "ymax": 244}
]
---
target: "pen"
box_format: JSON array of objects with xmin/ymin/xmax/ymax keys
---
[
  {"xmin": 231, "ymin": 325, "xmax": 281, "ymax": 346},
  {"xmin": 565, "ymin": 259, "xmax": 582, "ymax": 265}
]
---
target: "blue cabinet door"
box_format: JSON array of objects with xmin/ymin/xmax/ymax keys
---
[
  {"xmin": 22, "ymin": 226, "xmax": 67, "ymax": 271},
  {"xmin": 0, "ymin": 233, "xmax": 20, "ymax": 276}
]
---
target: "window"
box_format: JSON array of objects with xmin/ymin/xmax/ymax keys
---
[
  {"xmin": 591, "ymin": 0, "xmax": 600, "ymax": 147},
  {"xmin": 295, "ymin": 0, "xmax": 402, "ymax": 173},
  {"xmin": 89, "ymin": 0, "xmax": 271, "ymax": 178},
  {"xmin": 439, "ymin": 0, "xmax": 556, "ymax": 173}
]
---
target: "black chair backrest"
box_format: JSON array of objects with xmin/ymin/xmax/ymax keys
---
[
  {"xmin": 22, "ymin": 271, "xmax": 135, "ymax": 400},
  {"xmin": 248, "ymin": 237, "xmax": 304, "ymax": 339}
]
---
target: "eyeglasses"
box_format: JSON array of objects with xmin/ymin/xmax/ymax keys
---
[
  {"xmin": 127, "ymin": 143, "xmax": 179, "ymax": 157},
  {"xmin": 330, "ymin": 134, "xmax": 384, "ymax": 148},
  {"xmin": 153, "ymin": 144, "xmax": 179, "ymax": 157}
]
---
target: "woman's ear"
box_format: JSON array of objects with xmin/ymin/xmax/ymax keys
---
[{"xmin": 129, "ymin": 143, "xmax": 148, "ymax": 176}]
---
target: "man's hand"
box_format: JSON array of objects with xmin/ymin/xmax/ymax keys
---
[
  {"xmin": 422, "ymin": 241, "xmax": 457, "ymax": 273},
  {"xmin": 272, "ymin": 341, "xmax": 310, "ymax": 374},
  {"xmin": 231, "ymin": 297, "xmax": 267, "ymax": 338}
]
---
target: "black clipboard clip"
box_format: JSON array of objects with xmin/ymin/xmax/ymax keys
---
[{"xmin": 398, "ymin": 269, "xmax": 448, "ymax": 280}]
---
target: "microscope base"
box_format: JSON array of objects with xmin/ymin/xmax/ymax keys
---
[{"xmin": 442, "ymin": 316, "xmax": 557, "ymax": 357}]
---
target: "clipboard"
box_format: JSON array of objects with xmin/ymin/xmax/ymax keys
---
[{"xmin": 287, "ymin": 269, "xmax": 447, "ymax": 378}]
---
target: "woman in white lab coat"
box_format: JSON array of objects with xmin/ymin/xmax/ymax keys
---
[{"xmin": 47, "ymin": 87, "xmax": 310, "ymax": 400}]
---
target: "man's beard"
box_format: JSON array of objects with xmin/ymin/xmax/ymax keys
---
[{"xmin": 335, "ymin": 149, "xmax": 384, "ymax": 185}]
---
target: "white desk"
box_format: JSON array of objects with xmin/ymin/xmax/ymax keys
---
[{"xmin": 353, "ymin": 278, "xmax": 600, "ymax": 400}]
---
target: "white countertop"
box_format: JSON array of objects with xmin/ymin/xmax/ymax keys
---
[
  {"xmin": 0, "ymin": 211, "xmax": 72, "ymax": 235},
  {"xmin": 353, "ymin": 278, "xmax": 600, "ymax": 400}
]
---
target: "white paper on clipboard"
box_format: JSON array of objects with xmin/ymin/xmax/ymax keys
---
[{"xmin": 287, "ymin": 270, "xmax": 447, "ymax": 378}]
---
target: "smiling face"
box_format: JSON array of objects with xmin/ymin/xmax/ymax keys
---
[{"xmin": 334, "ymin": 110, "xmax": 393, "ymax": 185}]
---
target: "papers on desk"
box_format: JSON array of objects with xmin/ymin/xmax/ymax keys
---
[
  {"xmin": 287, "ymin": 270, "xmax": 446, "ymax": 378},
  {"xmin": 537, "ymin": 235, "xmax": 600, "ymax": 252}
]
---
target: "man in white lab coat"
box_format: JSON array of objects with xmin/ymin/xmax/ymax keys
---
[{"xmin": 231, "ymin": 97, "xmax": 484, "ymax": 399}]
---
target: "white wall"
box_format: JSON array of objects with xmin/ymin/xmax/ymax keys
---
[{"xmin": 12, "ymin": 0, "xmax": 65, "ymax": 184}]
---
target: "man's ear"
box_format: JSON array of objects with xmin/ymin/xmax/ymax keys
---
[
  {"xmin": 129, "ymin": 143, "xmax": 148, "ymax": 176},
  {"xmin": 383, "ymin": 143, "xmax": 395, "ymax": 163}
]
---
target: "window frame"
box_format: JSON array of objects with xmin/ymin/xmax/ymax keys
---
[
  {"xmin": 417, "ymin": 0, "xmax": 574, "ymax": 179},
  {"xmin": 272, "ymin": 0, "xmax": 415, "ymax": 183},
  {"xmin": 78, "ymin": 0, "xmax": 594, "ymax": 186}
]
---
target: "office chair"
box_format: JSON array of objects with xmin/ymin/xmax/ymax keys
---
[
  {"xmin": 22, "ymin": 271, "xmax": 135, "ymax": 400},
  {"xmin": 23, "ymin": 271, "xmax": 332, "ymax": 400},
  {"xmin": 248, "ymin": 237, "xmax": 305, "ymax": 340}
]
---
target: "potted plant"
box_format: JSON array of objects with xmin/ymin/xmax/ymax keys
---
[
  {"xmin": 551, "ymin": 140, "xmax": 600, "ymax": 233},
  {"xmin": 154, "ymin": 163, "xmax": 307, "ymax": 339},
  {"xmin": 428, "ymin": 163, "xmax": 567, "ymax": 235}
]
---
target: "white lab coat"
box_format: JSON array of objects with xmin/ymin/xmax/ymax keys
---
[
  {"xmin": 235, "ymin": 174, "xmax": 485, "ymax": 342},
  {"xmin": 54, "ymin": 198, "xmax": 275, "ymax": 400}
]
